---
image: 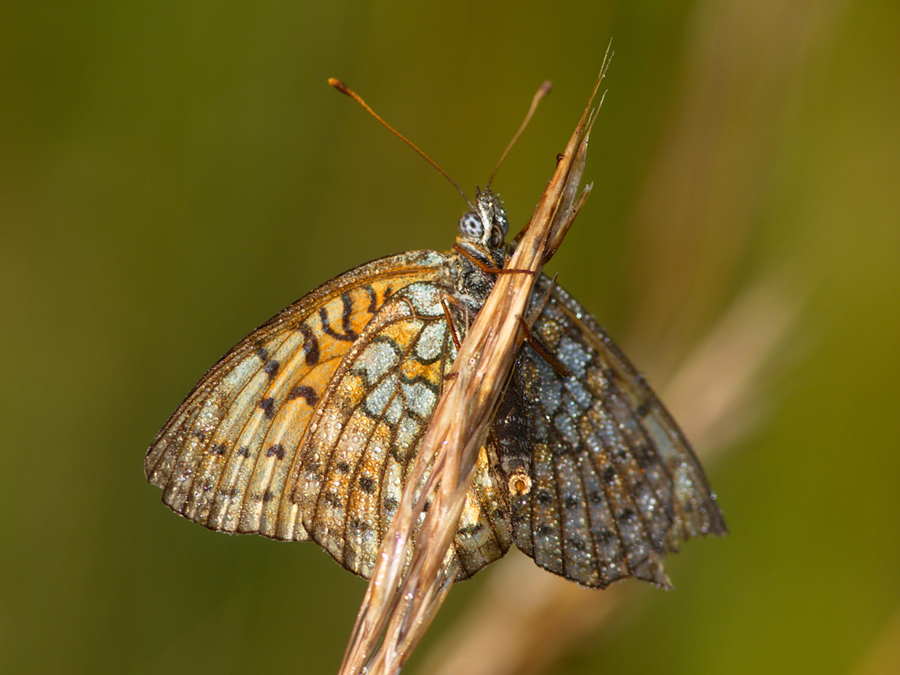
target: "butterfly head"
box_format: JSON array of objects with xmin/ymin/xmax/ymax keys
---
[{"xmin": 457, "ymin": 187, "xmax": 509, "ymax": 265}]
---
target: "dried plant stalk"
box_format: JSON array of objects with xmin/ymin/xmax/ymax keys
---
[{"xmin": 338, "ymin": 55, "xmax": 611, "ymax": 675}]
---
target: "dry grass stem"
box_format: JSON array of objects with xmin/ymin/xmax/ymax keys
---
[{"xmin": 338, "ymin": 53, "xmax": 612, "ymax": 675}]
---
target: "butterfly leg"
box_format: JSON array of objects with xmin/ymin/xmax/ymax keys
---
[
  {"xmin": 451, "ymin": 243, "xmax": 537, "ymax": 277},
  {"xmin": 440, "ymin": 294, "xmax": 465, "ymax": 350}
]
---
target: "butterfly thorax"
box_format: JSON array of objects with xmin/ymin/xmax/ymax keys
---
[{"xmin": 446, "ymin": 187, "xmax": 510, "ymax": 313}]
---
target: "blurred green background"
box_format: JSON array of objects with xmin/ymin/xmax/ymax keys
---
[{"xmin": 3, "ymin": 1, "xmax": 898, "ymax": 673}]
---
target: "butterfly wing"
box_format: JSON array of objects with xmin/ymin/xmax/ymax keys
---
[
  {"xmin": 512, "ymin": 276, "xmax": 727, "ymax": 588},
  {"xmin": 294, "ymin": 278, "xmax": 512, "ymax": 580},
  {"xmin": 145, "ymin": 250, "xmax": 448, "ymax": 542}
]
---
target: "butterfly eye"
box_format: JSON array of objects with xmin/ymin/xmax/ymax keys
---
[
  {"xmin": 489, "ymin": 224, "xmax": 505, "ymax": 248},
  {"xmin": 495, "ymin": 211, "xmax": 509, "ymax": 239},
  {"xmin": 458, "ymin": 212, "xmax": 485, "ymax": 239}
]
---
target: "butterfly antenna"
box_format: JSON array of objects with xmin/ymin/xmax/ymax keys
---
[
  {"xmin": 329, "ymin": 78, "xmax": 474, "ymax": 210},
  {"xmin": 486, "ymin": 80, "xmax": 553, "ymax": 189}
]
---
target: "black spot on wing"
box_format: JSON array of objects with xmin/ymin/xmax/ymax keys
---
[
  {"xmin": 259, "ymin": 397, "xmax": 276, "ymax": 418},
  {"xmin": 319, "ymin": 293, "xmax": 359, "ymax": 341},
  {"xmin": 567, "ymin": 536, "xmax": 587, "ymax": 552},
  {"xmin": 287, "ymin": 384, "xmax": 319, "ymax": 406},
  {"xmin": 365, "ymin": 284, "xmax": 378, "ymax": 314},
  {"xmin": 358, "ymin": 475, "xmax": 376, "ymax": 494},
  {"xmin": 297, "ymin": 322, "xmax": 320, "ymax": 365}
]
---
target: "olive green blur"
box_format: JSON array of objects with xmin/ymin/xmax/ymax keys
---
[{"xmin": 2, "ymin": 2, "xmax": 898, "ymax": 674}]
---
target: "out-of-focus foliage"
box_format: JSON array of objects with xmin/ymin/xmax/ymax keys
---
[{"xmin": 2, "ymin": 2, "xmax": 897, "ymax": 673}]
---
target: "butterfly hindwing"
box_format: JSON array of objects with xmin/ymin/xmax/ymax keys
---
[
  {"xmin": 295, "ymin": 279, "xmax": 512, "ymax": 579},
  {"xmin": 512, "ymin": 276, "xmax": 726, "ymax": 588}
]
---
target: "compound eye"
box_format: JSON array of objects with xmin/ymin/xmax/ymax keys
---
[
  {"xmin": 489, "ymin": 224, "xmax": 505, "ymax": 248},
  {"xmin": 458, "ymin": 212, "xmax": 485, "ymax": 239},
  {"xmin": 495, "ymin": 211, "xmax": 509, "ymax": 238}
]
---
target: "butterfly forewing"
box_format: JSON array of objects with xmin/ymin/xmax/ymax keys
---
[
  {"xmin": 511, "ymin": 276, "xmax": 726, "ymax": 588},
  {"xmin": 145, "ymin": 250, "xmax": 448, "ymax": 542}
]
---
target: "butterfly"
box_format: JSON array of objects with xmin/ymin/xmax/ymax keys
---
[{"xmin": 145, "ymin": 178, "xmax": 726, "ymax": 589}]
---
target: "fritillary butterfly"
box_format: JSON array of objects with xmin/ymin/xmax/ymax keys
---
[{"xmin": 146, "ymin": 164, "xmax": 725, "ymax": 591}]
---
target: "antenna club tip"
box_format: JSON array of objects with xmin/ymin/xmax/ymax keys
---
[
  {"xmin": 539, "ymin": 81, "xmax": 553, "ymax": 95},
  {"xmin": 328, "ymin": 78, "xmax": 351, "ymax": 95}
]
